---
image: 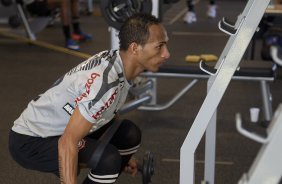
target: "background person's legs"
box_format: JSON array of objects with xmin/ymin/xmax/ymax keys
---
[
  {"xmin": 25, "ymin": 0, "xmax": 52, "ymax": 17},
  {"xmin": 47, "ymin": 0, "xmax": 92, "ymax": 50},
  {"xmin": 183, "ymin": 0, "xmax": 197, "ymax": 24},
  {"xmin": 187, "ymin": 0, "xmax": 195, "ymax": 12},
  {"xmin": 183, "ymin": 0, "xmax": 217, "ymax": 24},
  {"xmin": 70, "ymin": 0, "xmax": 92, "ymax": 42},
  {"xmin": 207, "ymin": 0, "xmax": 217, "ymax": 18}
]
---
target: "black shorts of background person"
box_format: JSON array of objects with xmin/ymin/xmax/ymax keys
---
[{"xmin": 25, "ymin": 0, "xmax": 51, "ymax": 17}]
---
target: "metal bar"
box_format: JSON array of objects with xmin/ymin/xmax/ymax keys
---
[
  {"xmin": 260, "ymin": 81, "xmax": 273, "ymax": 121},
  {"xmin": 149, "ymin": 78, "xmax": 157, "ymax": 105},
  {"xmin": 138, "ymin": 79, "xmax": 198, "ymax": 111},
  {"xmin": 140, "ymin": 72, "xmax": 275, "ymax": 81},
  {"xmin": 129, "ymin": 80, "xmax": 153, "ymax": 97},
  {"xmin": 119, "ymin": 95, "xmax": 152, "ymax": 115},
  {"xmin": 204, "ymin": 79, "xmax": 217, "ymax": 184},
  {"xmin": 110, "ymin": 27, "xmax": 119, "ymax": 50},
  {"xmin": 87, "ymin": 0, "xmax": 93, "ymax": 13},
  {"xmin": 16, "ymin": 4, "xmax": 36, "ymax": 40}
]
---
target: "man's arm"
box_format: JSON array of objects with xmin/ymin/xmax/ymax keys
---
[{"xmin": 58, "ymin": 107, "xmax": 93, "ymax": 184}]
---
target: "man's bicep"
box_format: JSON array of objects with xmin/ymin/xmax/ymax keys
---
[{"xmin": 63, "ymin": 107, "xmax": 93, "ymax": 142}]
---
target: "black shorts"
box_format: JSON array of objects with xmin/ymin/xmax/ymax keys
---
[
  {"xmin": 9, "ymin": 130, "xmax": 61, "ymax": 175},
  {"xmin": 26, "ymin": 0, "xmax": 51, "ymax": 17},
  {"xmin": 8, "ymin": 119, "xmax": 141, "ymax": 176}
]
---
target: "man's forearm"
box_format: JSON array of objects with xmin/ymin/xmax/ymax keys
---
[
  {"xmin": 58, "ymin": 136, "xmax": 78, "ymax": 184},
  {"xmin": 58, "ymin": 108, "xmax": 93, "ymax": 183}
]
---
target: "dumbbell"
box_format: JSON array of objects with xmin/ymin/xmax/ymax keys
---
[
  {"xmin": 100, "ymin": 0, "xmax": 152, "ymax": 30},
  {"xmin": 138, "ymin": 151, "xmax": 154, "ymax": 184},
  {"xmin": 8, "ymin": 15, "xmax": 21, "ymax": 28}
]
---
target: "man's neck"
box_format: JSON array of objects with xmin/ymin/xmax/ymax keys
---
[{"xmin": 119, "ymin": 50, "xmax": 145, "ymax": 81}]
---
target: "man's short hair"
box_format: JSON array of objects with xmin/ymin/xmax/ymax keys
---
[{"xmin": 118, "ymin": 13, "xmax": 161, "ymax": 51}]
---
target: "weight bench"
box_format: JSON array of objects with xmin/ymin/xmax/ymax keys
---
[
  {"xmin": 121, "ymin": 60, "xmax": 277, "ymax": 122},
  {"xmin": 0, "ymin": 0, "xmax": 51, "ymax": 40}
]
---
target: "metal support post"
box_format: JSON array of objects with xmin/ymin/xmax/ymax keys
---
[
  {"xmin": 260, "ymin": 81, "xmax": 273, "ymax": 122},
  {"xmin": 180, "ymin": 0, "xmax": 271, "ymax": 183}
]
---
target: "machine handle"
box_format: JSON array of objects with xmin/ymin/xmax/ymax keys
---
[
  {"xmin": 219, "ymin": 16, "xmax": 245, "ymax": 36},
  {"xmin": 199, "ymin": 57, "xmax": 225, "ymax": 76},
  {"xmin": 219, "ymin": 19, "xmax": 237, "ymax": 35},
  {"xmin": 235, "ymin": 113, "xmax": 269, "ymax": 144},
  {"xmin": 222, "ymin": 17, "xmax": 236, "ymax": 28},
  {"xmin": 270, "ymin": 46, "xmax": 282, "ymax": 66}
]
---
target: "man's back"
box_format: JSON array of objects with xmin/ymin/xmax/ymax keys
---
[{"xmin": 12, "ymin": 50, "xmax": 131, "ymax": 137}]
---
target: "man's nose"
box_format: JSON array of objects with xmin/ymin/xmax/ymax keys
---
[{"xmin": 162, "ymin": 46, "xmax": 170, "ymax": 59}]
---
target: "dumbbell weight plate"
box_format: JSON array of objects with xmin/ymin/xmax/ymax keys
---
[
  {"xmin": 142, "ymin": 151, "xmax": 154, "ymax": 184},
  {"xmin": 8, "ymin": 15, "xmax": 21, "ymax": 28},
  {"xmin": 100, "ymin": 0, "xmax": 152, "ymax": 30}
]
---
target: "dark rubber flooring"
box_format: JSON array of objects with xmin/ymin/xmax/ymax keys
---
[{"xmin": 1, "ymin": 0, "xmax": 282, "ymax": 183}]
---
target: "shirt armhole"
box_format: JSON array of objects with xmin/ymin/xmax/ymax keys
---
[{"xmin": 77, "ymin": 104, "xmax": 96, "ymax": 124}]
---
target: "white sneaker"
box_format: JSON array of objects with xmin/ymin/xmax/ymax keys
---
[
  {"xmin": 207, "ymin": 5, "xmax": 217, "ymax": 18},
  {"xmin": 183, "ymin": 11, "xmax": 197, "ymax": 24}
]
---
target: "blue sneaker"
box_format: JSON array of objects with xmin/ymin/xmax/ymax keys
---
[
  {"xmin": 72, "ymin": 32, "xmax": 92, "ymax": 42},
  {"xmin": 66, "ymin": 39, "xmax": 80, "ymax": 51}
]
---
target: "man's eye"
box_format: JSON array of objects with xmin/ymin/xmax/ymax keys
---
[{"xmin": 156, "ymin": 45, "xmax": 162, "ymax": 49}]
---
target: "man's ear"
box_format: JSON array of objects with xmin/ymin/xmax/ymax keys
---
[{"xmin": 128, "ymin": 42, "xmax": 139, "ymax": 55}]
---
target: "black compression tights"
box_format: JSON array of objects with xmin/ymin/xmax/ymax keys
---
[{"xmin": 80, "ymin": 119, "xmax": 142, "ymax": 184}]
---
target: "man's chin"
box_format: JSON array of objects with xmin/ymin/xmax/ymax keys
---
[{"xmin": 147, "ymin": 67, "xmax": 159, "ymax": 73}]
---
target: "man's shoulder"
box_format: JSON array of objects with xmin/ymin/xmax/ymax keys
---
[
  {"xmin": 94, "ymin": 50, "xmax": 117, "ymax": 58},
  {"xmin": 86, "ymin": 50, "xmax": 118, "ymax": 64}
]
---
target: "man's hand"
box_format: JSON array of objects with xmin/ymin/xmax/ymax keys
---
[{"xmin": 124, "ymin": 158, "xmax": 139, "ymax": 176}]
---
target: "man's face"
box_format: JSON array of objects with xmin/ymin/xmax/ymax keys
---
[{"xmin": 137, "ymin": 24, "xmax": 170, "ymax": 72}]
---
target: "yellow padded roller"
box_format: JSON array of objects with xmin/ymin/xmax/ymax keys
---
[
  {"xmin": 185, "ymin": 54, "xmax": 218, "ymax": 63},
  {"xmin": 185, "ymin": 55, "xmax": 201, "ymax": 63},
  {"xmin": 200, "ymin": 54, "xmax": 218, "ymax": 62}
]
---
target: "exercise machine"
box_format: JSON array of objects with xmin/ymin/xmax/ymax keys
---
[
  {"xmin": 136, "ymin": 61, "xmax": 276, "ymax": 123},
  {"xmin": 180, "ymin": 0, "xmax": 274, "ymax": 184},
  {"xmin": 0, "ymin": 0, "xmax": 51, "ymax": 40},
  {"xmin": 236, "ymin": 103, "xmax": 282, "ymax": 184}
]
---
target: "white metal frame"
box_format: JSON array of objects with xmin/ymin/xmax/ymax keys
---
[{"xmin": 179, "ymin": 0, "xmax": 271, "ymax": 183}]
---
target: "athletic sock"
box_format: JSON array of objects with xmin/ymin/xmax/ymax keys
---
[
  {"xmin": 72, "ymin": 17, "xmax": 81, "ymax": 34},
  {"xmin": 62, "ymin": 25, "xmax": 71, "ymax": 41},
  {"xmin": 82, "ymin": 170, "xmax": 119, "ymax": 184},
  {"xmin": 187, "ymin": 0, "xmax": 195, "ymax": 12},
  {"xmin": 188, "ymin": 4, "xmax": 195, "ymax": 12},
  {"xmin": 210, "ymin": 0, "xmax": 215, "ymax": 5}
]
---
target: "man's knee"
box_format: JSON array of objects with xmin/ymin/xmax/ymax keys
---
[
  {"xmin": 89, "ymin": 144, "xmax": 121, "ymax": 174},
  {"xmin": 116, "ymin": 119, "xmax": 142, "ymax": 148}
]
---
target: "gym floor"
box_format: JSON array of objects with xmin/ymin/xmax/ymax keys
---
[{"xmin": 1, "ymin": 0, "xmax": 282, "ymax": 183}]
